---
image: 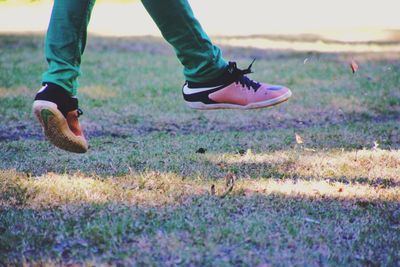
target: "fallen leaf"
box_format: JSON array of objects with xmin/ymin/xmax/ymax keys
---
[
  {"xmin": 303, "ymin": 58, "xmax": 309, "ymax": 64},
  {"xmin": 338, "ymin": 188, "xmax": 343, "ymax": 193},
  {"xmin": 210, "ymin": 184, "xmax": 215, "ymax": 196},
  {"xmin": 350, "ymin": 60, "xmax": 359, "ymax": 73},
  {"xmin": 295, "ymin": 133, "xmax": 304, "ymax": 144},
  {"xmin": 216, "ymin": 162, "xmax": 226, "ymax": 169}
]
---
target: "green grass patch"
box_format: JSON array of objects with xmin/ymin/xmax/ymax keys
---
[{"xmin": 0, "ymin": 34, "xmax": 399, "ymax": 266}]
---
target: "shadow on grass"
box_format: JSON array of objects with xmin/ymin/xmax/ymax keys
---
[
  {"xmin": 0, "ymin": 108, "xmax": 399, "ymax": 141},
  {"xmin": 1, "ymin": 179, "xmax": 399, "ymax": 266}
]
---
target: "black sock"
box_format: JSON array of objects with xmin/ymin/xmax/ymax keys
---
[{"xmin": 34, "ymin": 83, "xmax": 78, "ymax": 118}]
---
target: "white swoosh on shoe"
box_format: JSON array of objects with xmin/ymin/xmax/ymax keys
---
[
  {"xmin": 37, "ymin": 84, "xmax": 48, "ymax": 93},
  {"xmin": 182, "ymin": 84, "xmax": 224, "ymax": 95}
]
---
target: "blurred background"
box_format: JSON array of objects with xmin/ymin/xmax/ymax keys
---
[{"xmin": 1, "ymin": 0, "xmax": 400, "ymax": 52}]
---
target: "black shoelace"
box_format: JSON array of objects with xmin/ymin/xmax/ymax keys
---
[{"xmin": 227, "ymin": 59, "xmax": 261, "ymax": 91}]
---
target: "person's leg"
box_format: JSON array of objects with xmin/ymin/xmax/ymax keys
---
[
  {"xmin": 142, "ymin": 0, "xmax": 292, "ymax": 110},
  {"xmin": 42, "ymin": 0, "xmax": 96, "ymax": 96},
  {"xmin": 33, "ymin": 0, "xmax": 95, "ymax": 153},
  {"xmin": 141, "ymin": 0, "xmax": 227, "ymax": 83}
]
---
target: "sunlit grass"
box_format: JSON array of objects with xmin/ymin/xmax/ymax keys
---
[
  {"xmin": 1, "ymin": 160, "xmax": 399, "ymax": 209},
  {"xmin": 2, "ymin": 148, "xmax": 399, "ymax": 209},
  {"xmin": 0, "ymin": 170, "xmax": 208, "ymax": 208},
  {"xmin": 210, "ymin": 148, "xmax": 400, "ymax": 181}
]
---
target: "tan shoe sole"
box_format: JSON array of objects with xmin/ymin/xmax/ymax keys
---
[{"xmin": 32, "ymin": 100, "xmax": 88, "ymax": 153}]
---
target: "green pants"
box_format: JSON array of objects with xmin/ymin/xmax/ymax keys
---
[{"xmin": 42, "ymin": 0, "xmax": 227, "ymax": 96}]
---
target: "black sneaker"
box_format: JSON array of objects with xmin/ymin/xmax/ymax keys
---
[{"xmin": 32, "ymin": 83, "xmax": 88, "ymax": 153}]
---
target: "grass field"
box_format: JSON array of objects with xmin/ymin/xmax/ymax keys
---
[{"xmin": 0, "ymin": 34, "xmax": 399, "ymax": 266}]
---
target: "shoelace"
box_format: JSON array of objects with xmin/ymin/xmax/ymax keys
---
[
  {"xmin": 227, "ymin": 59, "xmax": 261, "ymax": 91},
  {"xmin": 77, "ymin": 108, "xmax": 83, "ymax": 117}
]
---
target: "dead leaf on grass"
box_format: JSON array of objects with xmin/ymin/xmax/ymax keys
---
[
  {"xmin": 216, "ymin": 162, "xmax": 226, "ymax": 169},
  {"xmin": 295, "ymin": 133, "xmax": 304, "ymax": 144},
  {"xmin": 350, "ymin": 60, "xmax": 359, "ymax": 73}
]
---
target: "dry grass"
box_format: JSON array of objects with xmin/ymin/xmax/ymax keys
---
[
  {"xmin": 1, "ymin": 149, "xmax": 399, "ymax": 208},
  {"xmin": 0, "ymin": 170, "xmax": 209, "ymax": 208},
  {"xmin": 214, "ymin": 148, "xmax": 400, "ymax": 181}
]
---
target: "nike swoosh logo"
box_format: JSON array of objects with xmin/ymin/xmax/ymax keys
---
[
  {"xmin": 182, "ymin": 84, "xmax": 225, "ymax": 95},
  {"xmin": 37, "ymin": 84, "xmax": 48, "ymax": 94}
]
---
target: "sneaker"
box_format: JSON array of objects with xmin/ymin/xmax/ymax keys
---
[
  {"xmin": 32, "ymin": 83, "xmax": 88, "ymax": 153},
  {"xmin": 182, "ymin": 60, "xmax": 292, "ymax": 110}
]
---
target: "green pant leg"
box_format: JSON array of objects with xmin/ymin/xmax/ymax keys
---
[
  {"xmin": 141, "ymin": 0, "xmax": 227, "ymax": 82},
  {"xmin": 42, "ymin": 0, "xmax": 96, "ymax": 96}
]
